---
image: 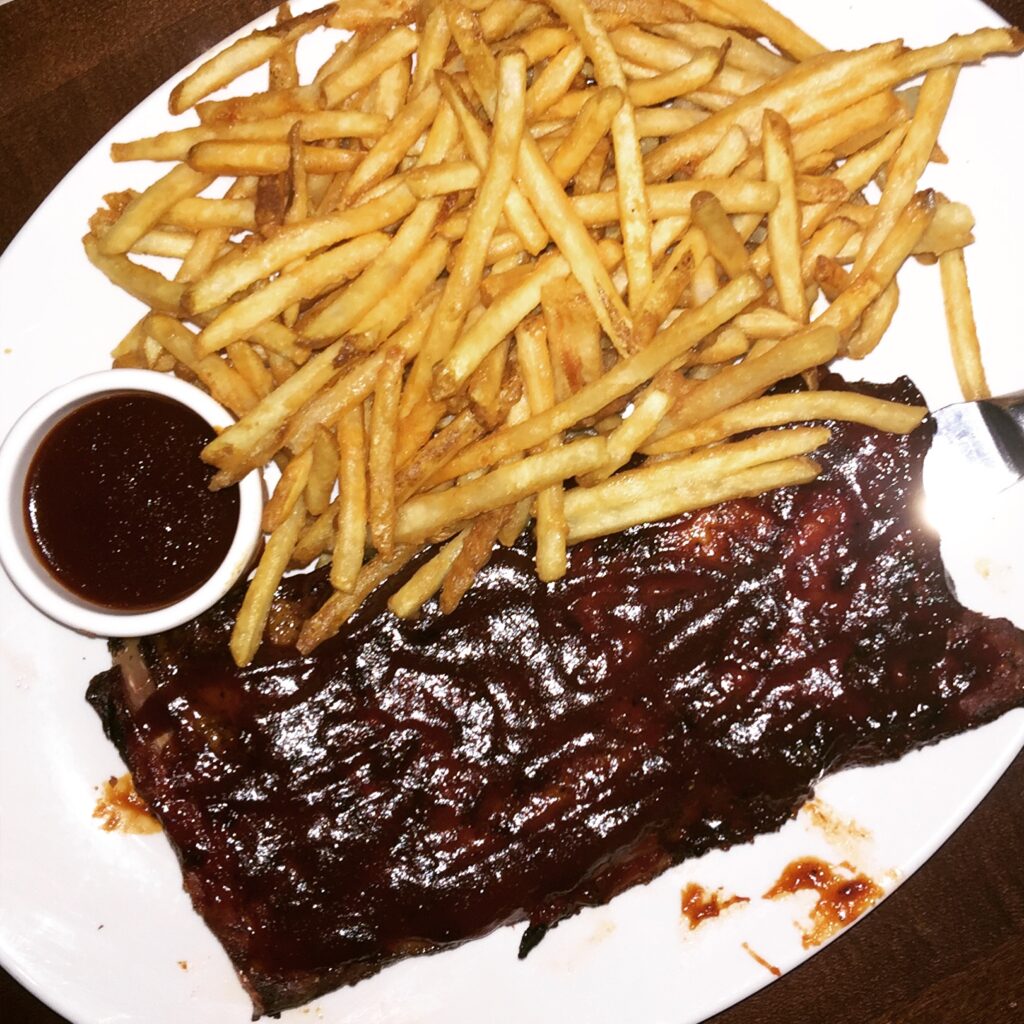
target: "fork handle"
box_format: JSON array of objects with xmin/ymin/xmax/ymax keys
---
[
  {"xmin": 983, "ymin": 391, "xmax": 1024, "ymax": 478},
  {"xmin": 991, "ymin": 391, "xmax": 1024, "ymax": 433}
]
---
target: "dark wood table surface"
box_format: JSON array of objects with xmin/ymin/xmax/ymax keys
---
[{"xmin": 1, "ymin": 1, "xmax": 1022, "ymax": 1022}]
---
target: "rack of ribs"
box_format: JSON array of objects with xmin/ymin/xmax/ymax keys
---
[{"xmin": 87, "ymin": 376, "xmax": 1024, "ymax": 1018}]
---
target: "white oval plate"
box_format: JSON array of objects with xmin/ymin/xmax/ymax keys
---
[{"xmin": 1, "ymin": 2, "xmax": 1022, "ymax": 1023}]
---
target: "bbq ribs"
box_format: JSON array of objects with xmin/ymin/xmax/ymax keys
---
[{"xmin": 87, "ymin": 377, "xmax": 1024, "ymax": 1017}]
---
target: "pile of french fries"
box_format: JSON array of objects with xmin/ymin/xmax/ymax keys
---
[{"xmin": 84, "ymin": 0, "xmax": 1023, "ymax": 664}]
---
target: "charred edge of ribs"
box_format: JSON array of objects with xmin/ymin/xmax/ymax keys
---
[{"xmin": 86, "ymin": 375, "xmax": 1024, "ymax": 1017}]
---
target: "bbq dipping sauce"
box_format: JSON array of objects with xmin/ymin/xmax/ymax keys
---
[
  {"xmin": 23, "ymin": 391, "xmax": 239, "ymax": 612},
  {"xmin": 0, "ymin": 369, "xmax": 264, "ymax": 637}
]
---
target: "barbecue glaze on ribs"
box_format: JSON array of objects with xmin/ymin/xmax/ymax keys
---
[{"xmin": 87, "ymin": 377, "xmax": 1024, "ymax": 1017}]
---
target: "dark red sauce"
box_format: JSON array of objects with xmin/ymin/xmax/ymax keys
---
[
  {"xmin": 741, "ymin": 942, "xmax": 781, "ymax": 977},
  {"xmin": 680, "ymin": 883, "xmax": 749, "ymax": 929},
  {"xmin": 764, "ymin": 857, "xmax": 884, "ymax": 948},
  {"xmin": 24, "ymin": 391, "xmax": 238, "ymax": 611}
]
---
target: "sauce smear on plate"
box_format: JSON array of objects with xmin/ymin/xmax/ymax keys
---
[{"xmin": 23, "ymin": 392, "xmax": 238, "ymax": 611}]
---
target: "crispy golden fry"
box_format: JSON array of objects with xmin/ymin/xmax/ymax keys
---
[
  {"xmin": 706, "ymin": 0, "xmax": 825, "ymax": 60},
  {"xmin": 569, "ymin": 427, "xmax": 829, "ymax": 540},
  {"xmin": 654, "ymin": 19, "xmax": 791, "ymax": 78},
  {"xmin": 432, "ymin": 249, "xmax": 574, "ymax": 397},
  {"xmin": 395, "ymin": 408, "xmax": 486, "ymax": 504},
  {"xmin": 748, "ymin": 124, "xmax": 908, "ymax": 279},
  {"xmin": 299, "ymin": 545, "xmax": 418, "ymax": 653},
  {"xmin": 227, "ymin": 341, "xmax": 274, "ymax": 399},
  {"xmin": 186, "ymin": 186, "xmax": 417, "ymax": 315},
  {"xmin": 331, "ymin": 403, "xmax": 369, "ymax": 592},
  {"xmin": 542, "ymin": 276, "xmax": 604, "ymax": 399},
  {"xmin": 83, "ymin": 2, "xmax": 1022, "ymax": 642},
  {"xmin": 515, "ymin": 319, "xmax": 567, "ymax": 581},
  {"xmin": 197, "ymin": 85, "xmax": 321, "ymax": 124},
  {"xmin": 188, "ymin": 141, "xmax": 361, "ymax": 176},
  {"xmin": 170, "ymin": 34, "xmax": 285, "ymax": 116},
  {"xmin": 129, "ymin": 228, "xmax": 198, "ymax": 260},
  {"xmin": 467, "ymin": 338, "xmax": 511, "ymax": 428},
  {"xmin": 164, "ymin": 196, "xmax": 257, "ymax": 231},
  {"xmin": 628, "ymin": 44, "xmax": 727, "ymax": 107},
  {"xmin": 340, "ymin": 83, "xmax": 442, "ymax": 203},
  {"xmin": 202, "ymin": 337, "xmax": 347, "ymax": 481},
  {"xmin": 940, "ymin": 247, "xmax": 990, "ymax": 402},
  {"xmin": 439, "ymin": 507, "xmax": 509, "ymax": 611},
  {"xmin": 790, "ymin": 91, "xmax": 902, "ymax": 166},
  {"xmin": 403, "ymin": 54, "xmax": 527, "ymax": 411},
  {"xmin": 368, "ymin": 347, "xmax": 404, "ymax": 555},
  {"xmin": 397, "ymin": 434, "xmax": 607, "ymax": 544},
  {"xmin": 305, "ymin": 426, "xmax": 339, "ymax": 516},
  {"xmin": 584, "ymin": 387, "xmax": 671, "ymax": 484},
  {"xmin": 263, "ymin": 448, "xmax": 313, "ymax": 532},
  {"xmin": 403, "ymin": 160, "xmax": 480, "ymax": 198},
  {"xmin": 286, "ymin": 298, "xmax": 437, "ymax": 455},
  {"xmin": 526, "ymin": 43, "xmax": 586, "ymax": 119},
  {"xmin": 690, "ymin": 190, "xmax": 750, "ymax": 279},
  {"xmin": 653, "ymin": 23, "xmax": 1024, "ymax": 181},
  {"xmin": 176, "ymin": 177, "xmax": 257, "ymax": 283},
  {"xmin": 693, "ymin": 326, "xmax": 750, "ymax": 365},
  {"xmin": 352, "ymin": 239, "xmax": 449, "ymax": 343},
  {"xmin": 656, "ymin": 325, "xmax": 840, "ymax": 436},
  {"xmin": 829, "ymin": 191, "xmax": 936, "ymax": 350},
  {"xmin": 435, "ymin": 71, "xmax": 548, "ymax": 254},
  {"xmin": 270, "ymin": 2, "xmax": 299, "ymax": 90},
  {"xmin": 411, "ymin": 2, "xmax": 451, "ymax": 96},
  {"xmin": 99, "ymin": 164, "xmax": 214, "ymax": 256},
  {"xmin": 84, "ymin": 235, "xmax": 184, "ymax": 314},
  {"xmin": 799, "ymin": 217, "xmax": 859, "ymax": 280},
  {"xmin": 436, "ymin": 272, "xmax": 764, "ymax": 482},
  {"xmin": 112, "ymin": 112, "xmax": 388, "ymax": 162},
  {"xmin": 571, "ymin": 179, "xmax": 779, "ymax": 225},
  {"xmin": 327, "ymin": 0, "xmax": 417, "ymax": 31},
  {"xmin": 230, "ymin": 495, "xmax": 307, "ymax": 668},
  {"xmin": 448, "ymin": 1, "xmax": 635, "ymax": 350},
  {"xmin": 645, "ymin": 41, "xmax": 906, "ymax": 178},
  {"xmin": 909, "ymin": 200, "xmax": 975, "ymax": 257},
  {"xmin": 300, "ymin": 199, "xmax": 443, "ymax": 343},
  {"xmin": 145, "ymin": 314, "xmax": 259, "ymax": 417},
  {"xmin": 855, "ymin": 66, "xmax": 959, "ymax": 272},
  {"xmin": 320, "ymin": 26, "xmax": 420, "ymax": 107},
  {"xmin": 732, "ymin": 307, "xmax": 803, "ymax": 339},
  {"xmin": 567, "ymin": 456, "xmax": 821, "ymax": 542},
  {"xmin": 762, "ymin": 110, "xmax": 808, "ymax": 322},
  {"xmin": 497, "ymin": 496, "xmax": 533, "ymax": 546},
  {"xmin": 546, "ymin": 0, "xmax": 653, "ymax": 309},
  {"xmin": 110, "ymin": 318, "xmax": 149, "ymax": 369},
  {"xmin": 197, "ymin": 232, "xmax": 388, "ymax": 353},
  {"xmin": 548, "ymin": 86, "xmax": 624, "ymax": 184},
  {"xmin": 388, "ymin": 533, "xmax": 465, "ymax": 618},
  {"xmin": 645, "ymin": 391, "xmax": 926, "ymax": 456}
]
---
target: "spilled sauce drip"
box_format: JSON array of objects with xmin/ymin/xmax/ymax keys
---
[
  {"xmin": 800, "ymin": 798, "xmax": 871, "ymax": 855},
  {"xmin": 93, "ymin": 773, "xmax": 161, "ymax": 834},
  {"xmin": 764, "ymin": 857, "xmax": 883, "ymax": 948},
  {"xmin": 741, "ymin": 941, "xmax": 781, "ymax": 977},
  {"xmin": 680, "ymin": 883, "xmax": 749, "ymax": 929}
]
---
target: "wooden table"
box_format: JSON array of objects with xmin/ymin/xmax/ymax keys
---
[{"xmin": 1, "ymin": 2, "xmax": 1022, "ymax": 1021}]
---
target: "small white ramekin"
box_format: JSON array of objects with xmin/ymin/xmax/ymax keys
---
[{"xmin": 0, "ymin": 369, "xmax": 264, "ymax": 637}]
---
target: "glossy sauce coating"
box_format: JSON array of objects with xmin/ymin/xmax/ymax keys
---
[
  {"xmin": 87, "ymin": 378, "xmax": 1024, "ymax": 1017},
  {"xmin": 24, "ymin": 392, "xmax": 238, "ymax": 611}
]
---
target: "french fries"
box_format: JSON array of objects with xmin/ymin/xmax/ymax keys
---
[{"xmin": 83, "ymin": 0, "xmax": 1023, "ymax": 661}]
